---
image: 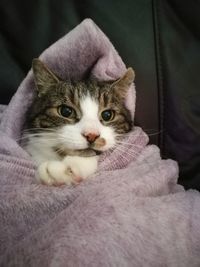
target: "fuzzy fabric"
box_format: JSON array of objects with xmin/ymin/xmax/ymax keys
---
[{"xmin": 0, "ymin": 19, "xmax": 200, "ymax": 267}]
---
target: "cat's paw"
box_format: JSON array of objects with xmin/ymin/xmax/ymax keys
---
[
  {"xmin": 37, "ymin": 161, "xmax": 80, "ymax": 186},
  {"xmin": 63, "ymin": 156, "xmax": 98, "ymax": 180},
  {"xmin": 37, "ymin": 156, "xmax": 98, "ymax": 186}
]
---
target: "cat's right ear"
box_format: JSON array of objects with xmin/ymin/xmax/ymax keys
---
[
  {"xmin": 111, "ymin": 68, "xmax": 135, "ymax": 100},
  {"xmin": 32, "ymin": 58, "xmax": 60, "ymax": 97}
]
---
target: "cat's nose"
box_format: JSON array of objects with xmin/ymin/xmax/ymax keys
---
[{"xmin": 82, "ymin": 132, "xmax": 100, "ymax": 143}]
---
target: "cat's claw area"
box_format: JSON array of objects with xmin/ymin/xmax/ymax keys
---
[{"xmin": 37, "ymin": 156, "xmax": 98, "ymax": 186}]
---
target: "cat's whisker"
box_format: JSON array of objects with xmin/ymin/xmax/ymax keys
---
[
  {"xmin": 23, "ymin": 131, "xmax": 77, "ymax": 139},
  {"xmin": 18, "ymin": 136, "xmax": 55, "ymax": 141},
  {"xmin": 23, "ymin": 128, "xmax": 58, "ymax": 133},
  {"xmin": 58, "ymin": 134, "xmax": 80, "ymax": 140},
  {"xmin": 116, "ymin": 141, "xmax": 143, "ymax": 148},
  {"xmin": 23, "ymin": 139, "xmax": 58, "ymax": 144},
  {"xmin": 116, "ymin": 131, "xmax": 162, "ymax": 138},
  {"xmin": 21, "ymin": 134, "xmax": 56, "ymax": 138},
  {"xmin": 57, "ymin": 137, "xmax": 85, "ymax": 146},
  {"xmin": 114, "ymin": 143, "xmax": 139, "ymax": 150},
  {"xmin": 115, "ymin": 145, "xmax": 143, "ymax": 152},
  {"xmin": 114, "ymin": 151, "xmax": 139, "ymax": 162},
  {"xmin": 146, "ymin": 132, "xmax": 162, "ymax": 136},
  {"xmin": 115, "ymin": 143, "xmax": 143, "ymax": 151},
  {"xmin": 17, "ymin": 135, "xmax": 57, "ymax": 142},
  {"xmin": 21, "ymin": 132, "xmax": 56, "ymax": 137},
  {"xmin": 115, "ymin": 134, "xmax": 139, "ymax": 139},
  {"xmin": 143, "ymin": 129, "xmax": 164, "ymax": 135},
  {"xmin": 21, "ymin": 132, "xmax": 80, "ymax": 142},
  {"xmin": 20, "ymin": 135, "xmax": 85, "ymax": 147},
  {"xmin": 106, "ymin": 151, "xmax": 135, "ymax": 166},
  {"xmin": 119, "ymin": 150, "xmax": 140, "ymax": 159},
  {"xmin": 116, "ymin": 144, "xmax": 143, "ymax": 149},
  {"xmin": 113, "ymin": 146, "xmax": 141, "ymax": 158}
]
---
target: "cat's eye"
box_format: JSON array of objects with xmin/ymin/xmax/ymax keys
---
[
  {"xmin": 58, "ymin": 105, "xmax": 75, "ymax": 118},
  {"xmin": 101, "ymin": 109, "xmax": 115, "ymax": 122}
]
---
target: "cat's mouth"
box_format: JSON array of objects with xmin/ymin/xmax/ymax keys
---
[
  {"xmin": 54, "ymin": 146, "xmax": 102, "ymax": 158},
  {"xmin": 54, "ymin": 137, "xmax": 106, "ymax": 158},
  {"xmin": 90, "ymin": 149, "xmax": 102, "ymax": 155},
  {"xmin": 80, "ymin": 148, "xmax": 103, "ymax": 156}
]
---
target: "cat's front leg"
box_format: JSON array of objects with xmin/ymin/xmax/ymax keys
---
[
  {"xmin": 37, "ymin": 161, "xmax": 79, "ymax": 186},
  {"xmin": 36, "ymin": 156, "xmax": 98, "ymax": 186}
]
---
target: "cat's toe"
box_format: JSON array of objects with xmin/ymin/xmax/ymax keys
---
[
  {"xmin": 65, "ymin": 167, "xmax": 83, "ymax": 184},
  {"xmin": 37, "ymin": 162, "xmax": 53, "ymax": 185}
]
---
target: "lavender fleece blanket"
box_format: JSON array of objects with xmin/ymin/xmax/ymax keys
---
[{"xmin": 0, "ymin": 19, "xmax": 200, "ymax": 267}]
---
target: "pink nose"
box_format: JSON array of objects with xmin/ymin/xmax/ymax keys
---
[{"xmin": 83, "ymin": 132, "xmax": 100, "ymax": 143}]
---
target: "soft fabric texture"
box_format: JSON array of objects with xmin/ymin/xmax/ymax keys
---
[{"xmin": 0, "ymin": 19, "xmax": 200, "ymax": 267}]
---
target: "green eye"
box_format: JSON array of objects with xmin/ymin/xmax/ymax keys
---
[
  {"xmin": 58, "ymin": 105, "xmax": 74, "ymax": 118},
  {"xmin": 101, "ymin": 109, "xmax": 115, "ymax": 121}
]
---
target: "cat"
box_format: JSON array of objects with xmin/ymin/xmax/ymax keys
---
[{"xmin": 22, "ymin": 59, "xmax": 135, "ymax": 186}]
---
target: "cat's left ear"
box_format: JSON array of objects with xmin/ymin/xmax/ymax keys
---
[
  {"xmin": 111, "ymin": 68, "xmax": 135, "ymax": 100},
  {"xmin": 32, "ymin": 58, "xmax": 60, "ymax": 97}
]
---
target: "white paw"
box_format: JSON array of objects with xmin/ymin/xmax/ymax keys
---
[
  {"xmin": 36, "ymin": 156, "xmax": 98, "ymax": 186},
  {"xmin": 37, "ymin": 161, "xmax": 77, "ymax": 186},
  {"xmin": 63, "ymin": 156, "xmax": 98, "ymax": 180}
]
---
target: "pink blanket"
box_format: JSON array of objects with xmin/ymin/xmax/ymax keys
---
[{"xmin": 0, "ymin": 19, "xmax": 200, "ymax": 267}]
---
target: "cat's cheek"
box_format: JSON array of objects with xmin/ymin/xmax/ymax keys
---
[
  {"xmin": 99, "ymin": 127, "xmax": 116, "ymax": 151},
  {"xmin": 58, "ymin": 125, "xmax": 88, "ymax": 150}
]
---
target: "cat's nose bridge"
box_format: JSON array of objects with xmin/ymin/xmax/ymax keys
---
[{"xmin": 80, "ymin": 117, "xmax": 102, "ymax": 143}]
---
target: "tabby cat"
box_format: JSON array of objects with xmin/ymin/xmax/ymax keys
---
[{"xmin": 23, "ymin": 59, "xmax": 135, "ymax": 186}]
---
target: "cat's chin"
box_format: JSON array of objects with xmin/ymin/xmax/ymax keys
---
[
  {"xmin": 53, "ymin": 146, "xmax": 102, "ymax": 157},
  {"xmin": 72, "ymin": 146, "xmax": 109, "ymax": 156},
  {"xmin": 72, "ymin": 148, "xmax": 102, "ymax": 157}
]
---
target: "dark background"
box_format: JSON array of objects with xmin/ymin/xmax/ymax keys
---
[{"xmin": 0, "ymin": 0, "xmax": 200, "ymax": 190}]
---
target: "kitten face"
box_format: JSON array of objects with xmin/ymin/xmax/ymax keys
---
[
  {"xmin": 58, "ymin": 92, "xmax": 118, "ymax": 152},
  {"xmin": 26, "ymin": 59, "xmax": 134, "ymax": 157}
]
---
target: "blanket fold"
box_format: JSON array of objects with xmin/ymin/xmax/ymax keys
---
[{"xmin": 0, "ymin": 19, "xmax": 200, "ymax": 267}]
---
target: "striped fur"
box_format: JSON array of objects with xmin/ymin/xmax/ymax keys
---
[
  {"xmin": 22, "ymin": 59, "xmax": 135, "ymax": 185},
  {"xmin": 28, "ymin": 80, "xmax": 132, "ymax": 133}
]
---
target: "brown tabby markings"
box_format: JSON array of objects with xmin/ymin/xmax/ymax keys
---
[
  {"xmin": 25, "ymin": 59, "xmax": 134, "ymax": 157},
  {"xmin": 28, "ymin": 81, "xmax": 132, "ymax": 135}
]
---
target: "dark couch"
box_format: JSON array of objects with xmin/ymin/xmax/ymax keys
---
[{"xmin": 0, "ymin": 0, "xmax": 199, "ymax": 190}]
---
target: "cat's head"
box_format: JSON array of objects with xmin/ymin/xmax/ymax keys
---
[{"xmin": 27, "ymin": 59, "xmax": 135, "ymax": 156}]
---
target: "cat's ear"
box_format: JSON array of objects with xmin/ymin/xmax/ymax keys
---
[
  {"xmin": 111, "ymin": 68, "xmax": 135, "ymax": 99},
  {"xmin": 32, "ymin": 58, "xmax": 60, "ymax": 97}
]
